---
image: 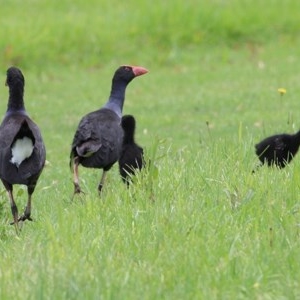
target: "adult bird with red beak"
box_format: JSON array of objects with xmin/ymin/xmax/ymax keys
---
[{"xmin": 70, "ymin": 65, "xmax": 148, "ymax": 196}]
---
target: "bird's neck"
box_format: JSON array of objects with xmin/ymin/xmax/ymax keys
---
[
  {"xmin": 7, "ymin": 83, "xmax": 26, "ymax": 113},
  {"xmin": 105, "ymin": 80, "xmax": 128, "ymax": 116},
  {"xmin": 123, "ymin": 131, "xmax": 135, "ymax": 144}
]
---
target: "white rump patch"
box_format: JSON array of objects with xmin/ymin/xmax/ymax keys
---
[{"xmin": 10, "ymin": 137, "xmax": 34, "ymax": 167}]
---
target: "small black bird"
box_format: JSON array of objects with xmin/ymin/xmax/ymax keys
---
[
  {"xmin": 119, "ymin": 115, "xmax": 144, "ymax": 185},
  {"xmin": 255, "ymin": 131, "xmax": 300, "ymax": 168},
  {"xmin": 0, "ymin": 67, "xmax": 46, "ymax": 228},
  {"xmin": 70, "ymin": 65, "xmax": 148, "ymax": 195}
]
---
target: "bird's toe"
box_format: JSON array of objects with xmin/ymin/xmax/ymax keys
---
[
  {"xmin": 72, "ymin": 184, "xmax": 85, "ymax": 200},
  {"xmin": 18, "ymin": 214, "xmax": 33, "ymax": 222},
  {"xmin": 74, "ymin": 183, "xmax": 83, "ymax": 194}
]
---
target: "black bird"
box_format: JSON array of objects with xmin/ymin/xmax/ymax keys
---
[
  {"xmin": 255, "ymin": 131, "xmax": 300, "ymax": 169},
  {"xmin": 119, "ymin": 115, "xmax": 144, "ymax": 185},
  {"xmin": 70, "ymin": 65, "xmax": 148, "ymax": 195},
  {"xmin": 0, "ymin": 67, "xmax": 46, "ymax": 228}
]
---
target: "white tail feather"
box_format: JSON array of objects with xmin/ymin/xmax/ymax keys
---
[{"xmin": 10, "ymin": 137, "xmax": 34, "ymax": 167}]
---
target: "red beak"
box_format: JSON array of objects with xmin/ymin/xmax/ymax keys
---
[{"xmin": 131, "ymin": 66, "xmax": 148, "ymax": 77}]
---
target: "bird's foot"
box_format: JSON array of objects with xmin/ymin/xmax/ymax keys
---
[
  {"xmin": 72, "ymin": 183, "xmax": 85, "ymax": 200},
  {"xmin": 18, "ymin": 214, "xmax": 33, "ymax": 222},
  {"xmin": 19, "ymin": 205, "xmax": 33, "ymax": 222},
  {"xmin": 74, "ymin": 183, "xmax": 85, "ymax": 194},
  {"xmin": 9, "ymin": 215, "xmax": 32, "ymax": 225}
]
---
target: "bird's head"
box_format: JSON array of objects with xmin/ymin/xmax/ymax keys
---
[
  {"xmin": 5, "ymin": 67, "xmax": 25, "ymax": 88},
  {"xmin": 113, "ymin": 65, "xmax": 148, "ymax": 84},
  {"xmin": 121, "ymin": 115, "xmax": 136, "ymax": 130}
]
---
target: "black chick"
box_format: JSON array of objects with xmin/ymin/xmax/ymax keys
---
[
  {"xmin": 70, "ymin": 65, "xmax": 148, "ymax": 195},
  {"xmin": 119, "ymin": 115, "xmax": 144, "ymax": 185},
  {"xmin": 0, "ymin": 67, "xmax": 46, "ymax": 228},
  {"xmin": 255, "ymin": 131, "xmax": 300, "ymax": 168}
]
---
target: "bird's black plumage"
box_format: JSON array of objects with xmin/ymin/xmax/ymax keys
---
[
  {"xmin": 70, "ymin": 65, "xmax": 148, "ymax": 195},
  {"xmin": 255, "ymin": 131, "xmax": 300, "ymax": 168},
  {"xmin": 119, "ymin": 115, "xmax": 144, "ymax": 185},
  {"xmin": 0, "ymin": 67, "xmax": 46, "ymax": 229}
]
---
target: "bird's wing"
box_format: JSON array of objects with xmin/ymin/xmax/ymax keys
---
[
  {"xmin": 0, "ymin": 117, "xmax": 24, "ymax": 173},
  {"xmin": 274, "ymin": 137, "xmax": 287, "ymax": 152},
  {"xmin": 70, "ymin": 109, "xmax": 122, "ymax": 159},
  {"xmin": 71, "ymin": 113, "xmax": 102, "ymax": 156},
  {"xmin": 22, "ymin": 119, "xmax": 46, "ymax": 173},
  {"xmin": 0, "ymin": 117, "xmax": 21, "ymax": 148},
  {"xmin": 256, "ymin": 136, "xmax": 284, "ymax": 156}
]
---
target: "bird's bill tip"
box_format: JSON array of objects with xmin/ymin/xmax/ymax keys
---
[{"xmin": 131, "ymin": 66, "xmax": 148, "ymax": 77}]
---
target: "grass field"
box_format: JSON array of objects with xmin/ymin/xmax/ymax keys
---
[{"xmin": 1, "ymin": 1, "xmax": 300, "ymax": 299}]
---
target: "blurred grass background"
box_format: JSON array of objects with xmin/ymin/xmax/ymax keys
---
[{"xmin": 1, "ymin": 0, "xmax": 300, "ymax": 69}]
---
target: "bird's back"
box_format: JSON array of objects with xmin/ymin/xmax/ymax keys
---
[
  {"xmin": 256, "ymin": 134, "xmax": 283, "ymax": 153},
  {"xmin": 0, "ymin": 114, "xmax": 46, "ymax": 184},
  {"xmin": 71, "ymin": 108, "xmax": 123, "ymax": 169},
  {"xmin": 255, "ymin": 134, "xmax": 298, "ymax": 167}
]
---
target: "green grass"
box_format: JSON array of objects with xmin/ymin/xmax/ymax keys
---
[{"xmin": 1, "ymin": 0, "xmax": 300, "ymax": 299}]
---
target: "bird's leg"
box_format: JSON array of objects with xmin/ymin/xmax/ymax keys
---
[
  {"xmin": 18, "ymin": 187, "xmax": 34, "ymax": 222},
  {"xmin": 73, "ymin": 156, "xmax": 84, "ymax": 196},
  {"xmin": 3, "ymin": 185, "xmax": 20, "ymax": 233},
  {"xmin": 8, "ymin": 191, "xmax": 18, "ymax": 223},
  {"xmin": 8, "ymin": 189, "xmax": 19, "ymax": 226},
  {"xmin": 1, "ymin": 180, "xmax": 18, "ymax": 227},
  {"xmin": 98, "ymin": 170, "xmax": 107, "ymax": 195}
]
